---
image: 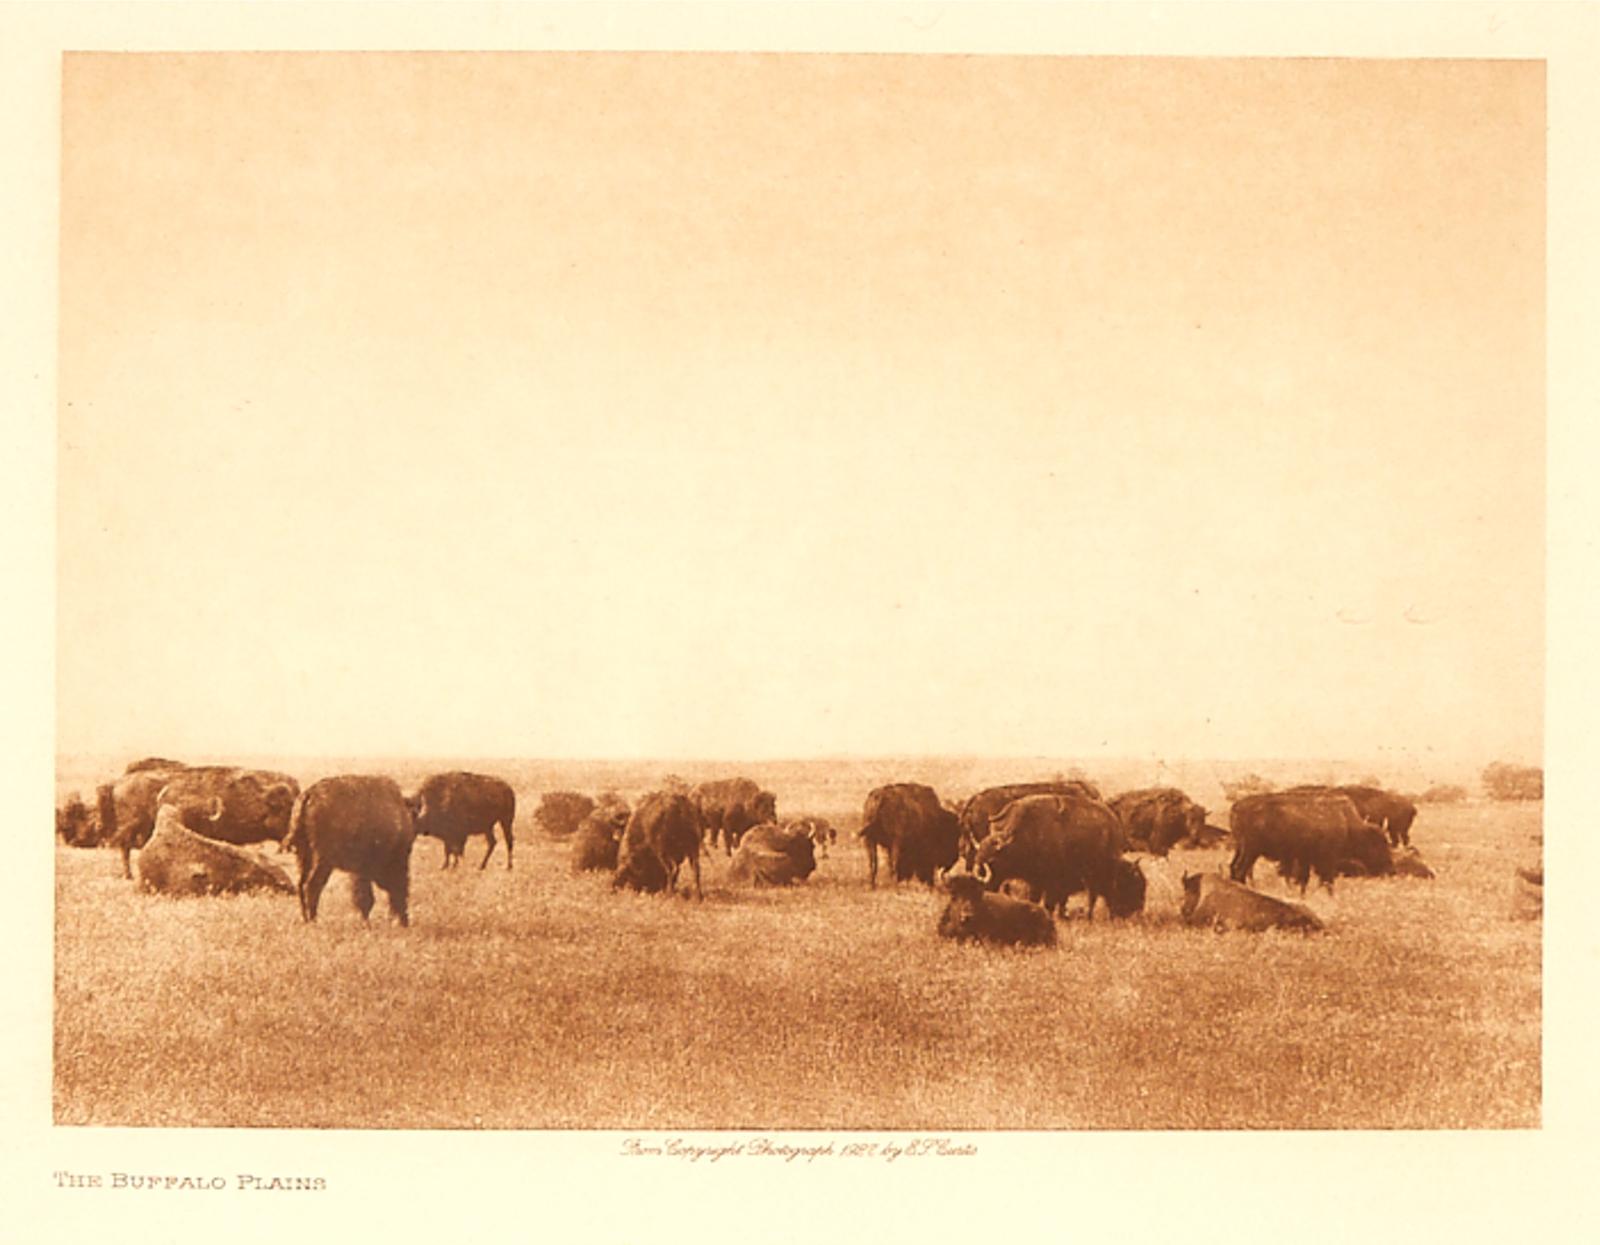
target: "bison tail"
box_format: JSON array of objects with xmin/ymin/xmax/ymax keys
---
[{"xmin": 282, "ymin": 790, "xmax": 309, "ymax": 855}]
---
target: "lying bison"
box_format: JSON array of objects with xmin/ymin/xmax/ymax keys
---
[
  {"xmin": 615, "ymin": 791, "xmax": 703, "ymax": 898},
  {"xmin": 570, "ymin": 805, "xmax": 630, "ymax": 873},
  {"xmin": 1109, "ymin": 787, "xmax": 1209, "ymax": 856},
  {"xmin": 957, "ymin": 780, "xmax": 1102, "ymax": 868},
  {"xmin": 974, "ymin": 792, "xmax": 1145, "ymax": 919},
  {"xmin": 937, "ymin": 874, "xmax": 1057, "ymax": 948},
  {"xmin": 137, "ymin": 804, "xmax": 295, "ymax": 897},
  {"xmin": 1180, "ymin": 873, "xmax": 1324, "ymax": 933},
  {"xmin": 410, "ymin": 771, "xmax": 516, "ymax": 869},
  {"xmin": 283, "ymin": 776, "xmax": 416, "ymax": 926},
  {"xmin": 729, "ymin": 822, "xmax": 817, "ymax": 887},
  {"xmin": 1229, "ymin": 791, "xmax": 1384, "ymax": 894},
  {"xmin": 692, "ymin": 778, "xmax": 776, "ymax": 855},
  {"xmin": 860, "ymin": 783, "xmax": 962, "ymax": 887}
]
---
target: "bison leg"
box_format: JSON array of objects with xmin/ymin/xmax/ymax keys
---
[
  {"xmin": 866, "ymin": 840, "xmax": 879, "ymax": 888},
  {"xmin": 120, "ymin": 842, "xmax": 134, "ymax": 881},
  {"xmin": 480, "ymin": 829, "xmax": 497, "ymax": 870},
  {"xmin": 502, "ymin": 822, "xmax": 514, "ymax": 870},
  {"xmin": 382, "ymin": 870, "xmax": 410, "ymax": 927},
  {"xmin": 690, "ymin": 851, "xmax": 702, "ymax": 901},
  {"xmin": 1229, "ymin": 846, "xmax": 1256, "ymax": 885},
  {"xmin": 352, "ymin": 875, "xmax": 375, "ymax": 921},
  {"xmin": 301, "ymin": 860, "xmax": 334, "ymax": 922}
]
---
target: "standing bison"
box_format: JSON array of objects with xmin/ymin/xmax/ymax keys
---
[
  {"xmin": 410, "ymin": 771, "xmax": 516, "ymax": 869},
  {"xmin": 957, "ymin": 780, "xmax": 1103, "ymax": 867},
  {"xmin": 615, "ymin": 791, "xmax": 703, "ymax": 899},
  {"xmin": 691, "ymin": 778, "xmax": 777, "ymax": 855},
  {"xmin": 157, "ymin": 767, "xmax": 300, "ymax": 849},
  {"xmin": 937, "ymin": 875, "xmax": 1057, "ymax": 947},
  {"xmin": 1108, "ymin": 787, "xmax": 1209, "ymax": 856},
  {"xmin": 100, "ymin": 763, "xmax": 187, "ymax": 878},
  {"xmin": 974, "ymin": 792, "xmax": 1146, "ymax": 920},
  {"xmin": 859, "ymin": 783, "xmax": 962, "ymax": 887},
  {"xmin": 283, "ymin": 776, "xmax": 416, "ymax": 926},
  {"xmin": 1287, "ymin": 784, "xmax": 1418, "ymax": 847},
  {"xmin": 1229, "ymin": 791, "xmax": 1387, "ymax": 894}
]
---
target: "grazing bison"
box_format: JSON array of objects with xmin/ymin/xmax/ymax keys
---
[
  {"xmin": 56, "ymin": 793, "xmax": 97, "ymax": 847},
  {"xmin": 570, "ymin": 805, "xmax": 629, "ymax": 873},
  {"xmin": 157, "ymin": 767, "xmax": 300, "ymax": 850},
  {"xmin": 1109, "ymin": 787, "xmax": 1209, "ymax": 856},
  {"xmin": 1180, "ymin": 873, "xmax": 1325, "ymax": 933},
  {"xmin": 1229, "ymin": 791, "xmax": 1384, "ymax": 894},
  {"xmin": 283, "ymin": 776, "xmax": 416, "ymax": 925},
  {"xmin": 100, "ymin": 768, "xmax": 184, "ymax": 879},
  {"xmin": 1287, "ymin": 784, "xmax": 1418, "ymax": 848},
  {"xmin": 974, "ymin": 793, "xmax": 1146, "ymax": 919},
  {"xmin": 410, "ymin": 771, "xmax": 516, "ymax": 869},
  {"xmin": 1392, "ymin": 846, "xmax": 1436, "ymax": 879},
  {"xmin": 860, "ymin": 783, "xmax": 962, "ymax": 888},
  {"xmin": 615, "ymin": 791, "xmax": 703, "ymax": 899},
  {"xmin": 691, "ymin": 778, "xmax": 777, "ymax": 855},
  {"xmin": 937, "ymin": 874, "xmax": 1057, "ymax": 948},
  {"xmin": 729, "ymin": 822, "xmax": 818, "ymax": 887},
  {"xmin": 957, "ymin": 781, "xmax": 1102, "ymax": 867}
]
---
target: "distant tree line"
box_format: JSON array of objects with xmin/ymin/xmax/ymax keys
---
[{"xmin": 1482, "ymin": 762, "xmax": 1543, "ymax": 802}]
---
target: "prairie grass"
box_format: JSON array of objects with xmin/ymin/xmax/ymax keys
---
[{"xmin": 54, "ymin": 763, "xmax": 1540, "ymax": 1130}]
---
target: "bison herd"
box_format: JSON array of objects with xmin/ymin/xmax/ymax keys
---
[{"xmin": 58, "ymin": 759, "xmax": 1453, "ymax": 942}]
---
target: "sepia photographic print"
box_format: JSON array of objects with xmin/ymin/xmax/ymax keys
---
[{"xmin": 12, "ymin": 3, "xmax": 1600, "ymax": 1242}]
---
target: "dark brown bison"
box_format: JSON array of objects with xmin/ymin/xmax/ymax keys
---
[
  {"xmin": 282, "ymin": 775, "xmax": 416, "ymax": 925},
  {"xmin": 729, "ymin": 822, "xmax": 818, "ymax": 887},
  {"xmin": 615, "ymin": 791, "xmax": 703, "ymax": 898},
  {"xmin": 691, "ymin": 778, "xmax": 777, "ymax": 855},
  {"xmin": 974, "ymin": 793, "xmax": 1146, "ymax": 920},
  {"xmin": 859, "ymin": 783, "xmax": 962, "ymax": 888},
  {"xmin": 1286, "ymin": 784, "xmax": 1418, "ymax": 847},
  {"xmin": 157, "ymin": 767, "xmax": 301, "ymax": 850},
  {"xmin": 937, "ymin": 874, "xmax": 1057, "ymax": 948},
  {"xmin": 1108, "ymin": 787, "xmax": 1211, "ymax": 856},
  {"xmin": 570, "ymin": 805, "xmax": 630, "ymax": 873},
  {"xmin": 783, "ymin": 816, "xmax": 839, "ymax": 860},
  {"xmin": 100, "ymin": 767, "xmax": 185, "ymax": 878},
  {"xmin": 410, "ymin": 771, "xmax": 516, "ymax": 869},
  {"xmin": 1229, "ymin": 791, "xmax": 1384, "ymax": 894},
  {"xmin": 957, "ymin": 780, "xmax": 1102, "ymax": 867},
  {"xmin": 56, "ymin": 793, "xmax": 97, "ymax": 847},
  {"xmin": 1180, "ymin": 872, "xmax": 1324, "ymax": 933}
]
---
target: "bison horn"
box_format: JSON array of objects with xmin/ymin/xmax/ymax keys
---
[
  {"xmin": 974, "ymin": 861, "xmax": 992, "ymax": 884},
  {"xmin": 208, "ymin": 796, "xmax": 224, "ymax": 822}
]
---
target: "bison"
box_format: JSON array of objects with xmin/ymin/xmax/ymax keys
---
[
  {"xmin": 1229, "ymin": 791, "xmax": 1384, "ymax": 894},
  {"xmin": 570, "ymin": 804, "xmax": 630, "ymax": 873},
  {"xmin": 283, "ymin": 775, "xmax": 416, "ymax": 925},
  {"xmin": 957, "ymin": 780, "xmax": 1102, "ymax": 868},
  {"xmin": 859, "ymin": 783, "xmax": 962, "ymax": 888},
  {"xmin": 729, "ymin": 822, "xmax": 818, "ymax": 887},
  {"xmin": 1180, "ymin": 872, "xmax": 1325, "ymax": 933},
  {"xmin": 1108, "ymin": 787, "xmax": 1209, "ymax": 856},
  {"xmin": 100, "ymin": 766, "xmax": 184, "ymax": 879},
  {"xmin": 1286, "ymin": 784, "xmax": 1418, "ymax": 848},
  {"xmin": 615, "ymin": 791, "xmax": 703, "ymax": 898},
  {"xmin": 157, "ymin": 766, "xmax": 300, "ymax": 850},
  {"xmin": 974, "ymin": 792, "xmax": 1146, "ymax": 920},
  {"xmin": 691, "ymin": 778, "xmax": 777, "ymax": 855},
  {"xmin": 937, "ymin": 874, "xmax": 1057, "ymax": 948},
  {"xmin": 55, "ymin": 793, "xmax": 97, "ymax": 847},
  {"xmin": 783, "ymin": 816, "xmax": 839, "ymax": 861},
  {"xmin": 410, "ymin": 771, "xmax": 516, "ymax": 869}
]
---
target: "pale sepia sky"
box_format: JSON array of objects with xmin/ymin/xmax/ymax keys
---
[{"xmin": 57, "ymin": 53, "xmax": 1543, "ymax": 765}]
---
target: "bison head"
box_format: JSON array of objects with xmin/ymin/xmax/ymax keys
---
[
  {"xmin": 1105, "ymin": 859, "xmax": 1147, "ymax": 918},
  {"xmin": 937, "ymin": 875, "xmax": 986, "ymax": 941},
  {"xmin": 56, "ymin": 794, "xmax": 93, "ymax": 845},
  {"xmin": 1179, "ymin": 871, "xmax": 1203, "ymax": 921}
]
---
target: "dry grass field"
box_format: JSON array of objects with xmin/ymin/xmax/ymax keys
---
[{"xmin": 53, "ymin": 757, "xmax": 1541, "ymax": 1130}]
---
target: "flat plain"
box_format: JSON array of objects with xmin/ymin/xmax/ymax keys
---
[{"xmin": 53, "ymin": 757, "xmax": 1541, "ymax": 1129}]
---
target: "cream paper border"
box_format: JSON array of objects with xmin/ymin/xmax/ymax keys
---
[{"xmin": 5, "ymin": 4, "xmax": 1596, "ymax": 1241}]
